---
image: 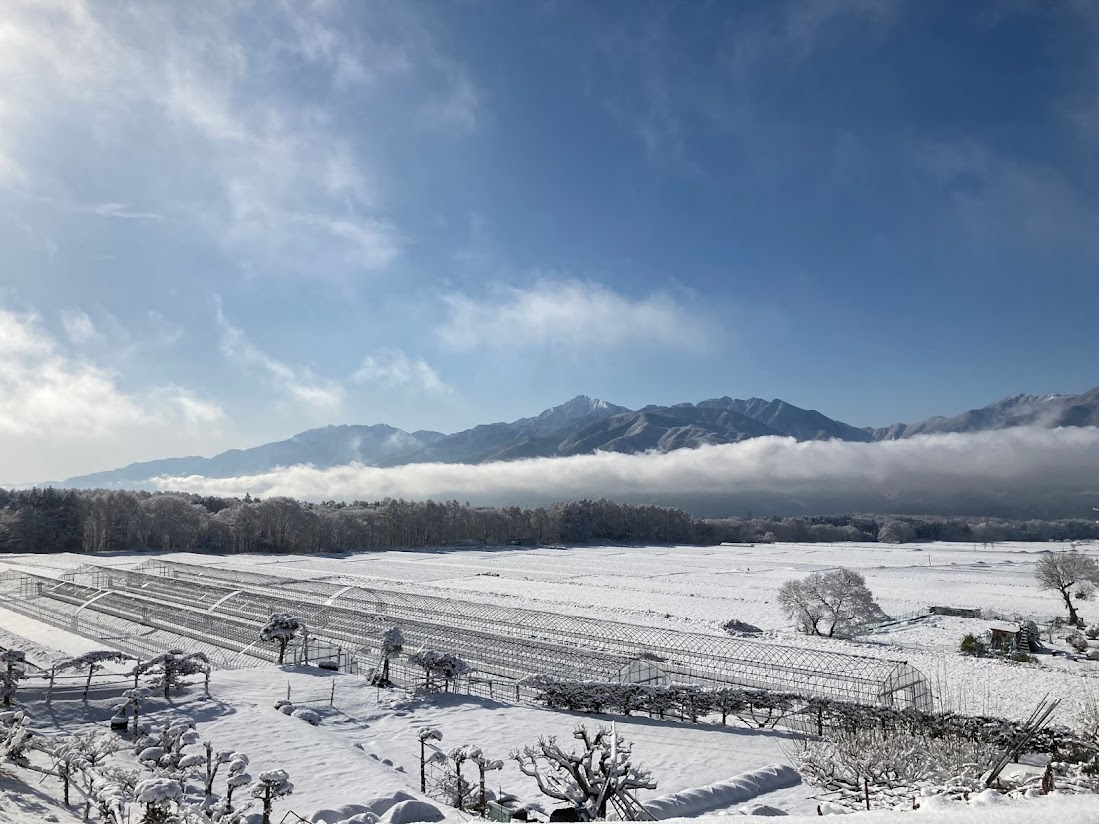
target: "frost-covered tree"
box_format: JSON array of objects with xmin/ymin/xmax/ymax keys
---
[
  {"xmin": 132, "ymin": 650, "xmax": 211, "ymax": 698},
  {"xmin": 57, "ymin": 650, "xmax": 134, "ymax": 700},
  {"xmin": 0, "ymin": 650, "xmax": 27, "ymax": 707},
  {"xmin": 259, "ymin": 614, "xmax": 304, "ymax": 665},
  {"xmin": 37, "ymin": 732, "xmax": 127, "ymax": 805},
  {"xmin": 376, "ymin": 626, "xmax": 404, "ymax": 686},
  {"xmin": 512, "ymin": 725, "xmax": 656, "ymax": 821},
  {"xmin": 877, "ymin": 519, "xmax": 916, "ymax": 544},
  {"xmin": 251, "ymin": 769, "xmax": 293, "ymax": 824},
  {"xmin": 1036, "ymin": 550, "xmax": 1099, "ymax": 625},
  {"xmin": 408, "ymin": 650, "xmax": 473, "ymax": 692},
  {"xmin": 777, "ymin": 568, "xmax": 887, "ymax": 637}
]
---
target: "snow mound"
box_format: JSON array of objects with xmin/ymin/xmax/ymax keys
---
[
  {"xmin": 310, "ymin": 793, "xmax": 418, "ymax": 823},
  {"xmin": 378, "ymin": 800, "xmax": 446, "ymax": 824},
  {"xmin": 293, "ymin": 708, "xmax": 321, "ymax": 725},
  {"xmin": 643, "ymin": 764, "xmax": 800, "ymax": 819}
]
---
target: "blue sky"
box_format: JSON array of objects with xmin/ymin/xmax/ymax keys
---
[{"xmin": 2, "ymin": 0, "xmax": 1098, "ymax": 483}]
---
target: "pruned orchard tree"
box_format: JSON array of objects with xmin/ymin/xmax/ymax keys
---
[
  {"xmin": 251, "ymin": 769, "xmax": 293, "ymax": 824},
  {"xmin": 777, "ymin": 568, "xmax": 887, "ymax": 637},
  {"xmin": 1036, "ymin": 550, "xmax": 1099, "ymax": 626},
  {"xmin": 512, "ymin": 725, "xmax": 656, "ymax": 821},
  {"xmin": 57, "ymin": 650, "xmax": 134, "ymax": 700},
  {"xmin": 259, "ymin": 614, "xmax": 305, "ymax": 665},
  {"xmin": 132, "ymin": 651, "xmax": 211, "ymax": 698},
  {"xmin": 376, "ymin": 626, "xmax": 404, "ymax": 686},
  {"xmin": 408, "ymin": 650, "xmax": 473, "ymax": 692}
]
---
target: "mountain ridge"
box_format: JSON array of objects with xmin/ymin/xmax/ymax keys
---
[{"xmin": 57, "ymin": 387, "xmax": 1099, "ymax": 489}]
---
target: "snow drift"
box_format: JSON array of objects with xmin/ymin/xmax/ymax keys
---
[{"xmin": 642, "ymin": 763, "xmax": 801, "ymax": 818}]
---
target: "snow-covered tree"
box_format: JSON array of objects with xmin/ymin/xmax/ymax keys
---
[
  {"xmin": 0, "ymin": 709, "xmax": 31, "ymax": 765},
  {"xmin": 464, "ymin": 745, "xmax": 504, "ymax": 811},
  {"xmin": 259, "ymin": 614, "xmax": 304, "ymax": 665},
  {"xmin": 134, "ymin": 776, "xmax": 184, "ymax": 824},
  {"xmin": 376, "ymin": 626, "xmax": 404, "ymax": 686},
  {"xmin": 407, "ymin": 650, "xmax": 473, "ymax": 692},
  {"xmin": 37, "ymin": 732, "xmax": 127, "ymax": 806},
  {"xmin": 512, "ymin": 725, "xmax": 656, "ymax": 821},
  {"xmin": 132, "ymin": 650, "xmax": 210, "ymax": 698},
  {"xmin": 57, "ymin": 650, "xmax": 134, "ymax": 700},
  {"xmin": 0, "ymin": 650, "xmax": 27, "ymax": 707},
  {"xmin": 777, "ymin": 568, "xmax": 887, "ymax": 637},
  {"xmin": 418, "ymin": 728, "xmax": 444, "ymax": 793},
  {"xmin": 114, "ymin": 686, "xmax": 153, "ymax": 736},
  {"xmin": 1037, "ymin": 550, "xmax": 1099, "ymax": 625},
  {"xmin": 251, "ymin": 768, "xmax": 293, "ymax": 824},
  {"xmin": 223, "ymin": 752, "xmax": 251, "ymax": 812}
]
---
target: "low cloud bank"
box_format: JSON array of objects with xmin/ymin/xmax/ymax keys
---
[{"xmin": 153, "ymin": 426, "xmax": 1099, "ymax": 517}]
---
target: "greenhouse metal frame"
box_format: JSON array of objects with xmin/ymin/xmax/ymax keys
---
[{"xmin": 4, "ymin": 558, "xmax": 938, "ymax": 712}]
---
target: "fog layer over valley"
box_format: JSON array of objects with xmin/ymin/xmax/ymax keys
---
[{"xmin": 155, "ymin": 425, "xmax": 1099, "ymax": 518}]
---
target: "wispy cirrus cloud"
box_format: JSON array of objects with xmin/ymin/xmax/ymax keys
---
[
  {"xmin": 214, "ymin": 299, "xmax": 343, "ymax": 412},
  {"xmin": 438, "ymin": 278, "xmax": 713, "ymax": 353},
  {"xmin": 0, "ymin": 0, "xmax": 476, "ymax": 281}
]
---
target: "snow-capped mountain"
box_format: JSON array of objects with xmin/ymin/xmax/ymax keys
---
[{"xmin": 57, "ymin": 387, "xmax": 1099, "ymax": 489}]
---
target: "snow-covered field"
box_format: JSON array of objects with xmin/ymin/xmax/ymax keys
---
[{"xmin": 0, "ymin": 541, "xmax": 1097, "ymax": 823}]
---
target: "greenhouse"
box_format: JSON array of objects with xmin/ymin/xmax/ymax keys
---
[{"xmin": 0, "ymin": 559, "xmax": 933, "ymax": 712}]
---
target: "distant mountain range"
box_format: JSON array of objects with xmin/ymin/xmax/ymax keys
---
[{"xmin": 59, "ymin": 386, "xmax": 1099, "ymax": 490}]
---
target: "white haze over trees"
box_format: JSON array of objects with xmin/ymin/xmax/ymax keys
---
[{"xmin": 152, "ymin": 426, "xmax": 1099, "ymax": 516}]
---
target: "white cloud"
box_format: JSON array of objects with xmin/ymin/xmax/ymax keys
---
[
  {"xmin": 215, "ymin": 300, "xmax": 343, "ymax": 412},
  {"xmin": 438, "ymin": 279, "xmax": 712, "ymax": 353},
  {"xmin": 353, "ymin": 348, "xmax": 451, "ymax": 396},
  {"xmin": 0, "ymin": 1, "xmax": 471, "ymax": 281},
  {"xmin": 150, "ymin": 426, "xmax": 1099, "ymax": 514},
  {"xmin": 0, "ymin": 307, "xmax": 225, "ymax": 481},
  {"xmin": 61, "ymin": 310, "xmax": 101, "ymax": 346}
]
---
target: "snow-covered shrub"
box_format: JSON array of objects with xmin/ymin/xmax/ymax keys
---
[
  {"xmin": 960, "ymin": 633, "xmax": 987, "ymax": 656},
  {"xmin": 135, "ymin": 775, "xmax": 184, "ymax": 823},
  {"xmin": 1066, "ymin": 633, "xmax": 1090, "ymax": 653},
  {"xmin": 131, "ymin": 650, "xmax": 210, "ymax": 698},
  {"xmin": 260, "ymin": 614, "xmax": 305, "ymax": 665},
  {"xmin": 292, "ymin": 708, "xmax": 320, "ymax": 726},
  {"xmin": 1086, "ymin": 625, "xmax": 1099, "ymax": 640},
  {"xmin": 512, "ymin": 725, "xmax": 656, "ymax": 821},
  {"xmin": 795, "ymin": 726, "xmax": 1000, "ymax": 809},
  {"xmin": 277, "ymin": 702, "xmax": 295, "ymax": 715}
]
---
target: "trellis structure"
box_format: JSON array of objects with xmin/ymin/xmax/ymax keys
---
[{"xmin": 106, "ymin": 559, "xmax": 933, "ymax": 710}]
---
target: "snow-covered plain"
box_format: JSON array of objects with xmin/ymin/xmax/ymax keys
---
[{"xmin": 0, "ymin": 541, "xmax": 1097, "ymax": 823}]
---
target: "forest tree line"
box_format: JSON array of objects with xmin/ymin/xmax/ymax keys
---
[{"xmin": 1, "ymin": 486, "xmax": 1098, "ymax": 554}]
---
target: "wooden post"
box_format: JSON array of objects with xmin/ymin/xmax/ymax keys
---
[
  {"xmin": 46, "ymin": 668, "xmax": 55, "ymax": 706},
  {"xmin": 864, "ymin": 778, "xmax": 870, "ymax": 811},
  {"xmin": 133, "ymin": 660, "xmax": 141, "ymax": 689},
  {"xmin": 286, "ymin": 681, "xmax": 291, "ymax": 702},
  {"xmin": 330, "ymin": 681, "xmax": 335, "ymax": 707}
]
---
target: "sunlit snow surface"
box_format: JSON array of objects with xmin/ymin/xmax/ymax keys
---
[{"xmin": 0, "ymin": 541, "xmax": 1096, "ymax": 823}]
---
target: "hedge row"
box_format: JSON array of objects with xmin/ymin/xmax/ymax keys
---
[{"xmin": 521, "ymin": 676, "xmax": 1095, "ymax": 761}]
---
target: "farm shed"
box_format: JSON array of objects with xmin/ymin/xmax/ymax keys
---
[{"xmin": 0, "ymin": 560, "xmax": 933, "ymax": 712}]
